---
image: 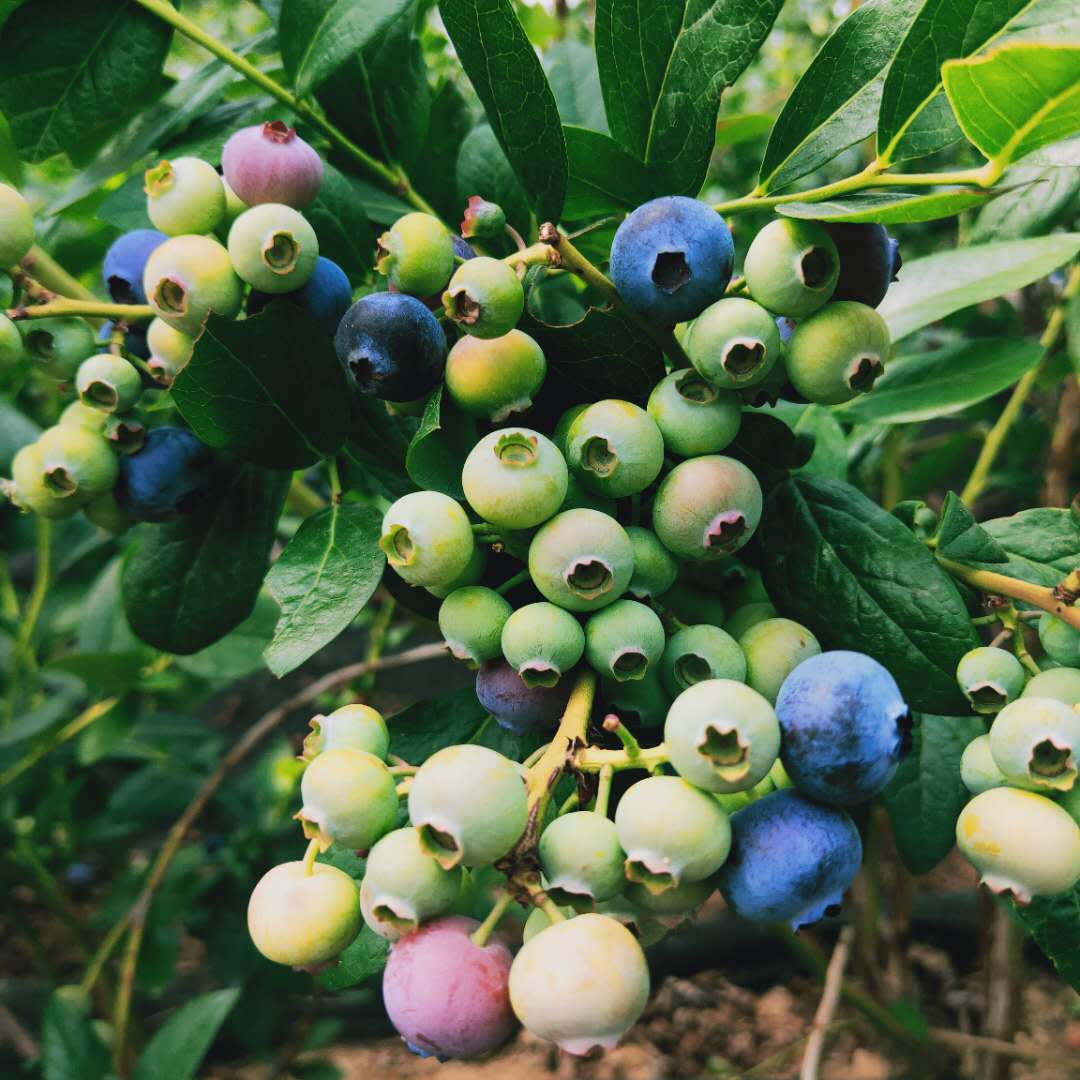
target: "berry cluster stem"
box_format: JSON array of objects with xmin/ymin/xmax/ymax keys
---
[
  {"xmin": 469, "ymin": 890, "xmax": 514, "ymax": 947},
  {"xmin": 938, "ymin": 557, "xmax": 1080, "ymax": 632},
  {"xmin": 302, "ymin": 836, "xmax": 320, "ymax": 876},
  {"xmin": 6, "ymin": 299, "xmax": 155, "ymax": 322},
  {"xmin": 131, "ymin": 0, "xmax": 438, "ymax": 217},
  {"xmin": 576, "ymin": 742, "xmax": 669, "ymax": 773}
]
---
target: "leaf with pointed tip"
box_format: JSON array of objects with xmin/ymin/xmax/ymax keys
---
[
  {"xmin": 563, "ymin": 125, "xmax": 658, "ymax": 219},
  {"xmin": 978, "ymin": 508, "xmax": 1080, "ymax": 588},
  {"xmin": 132, "ymin": 988, "xmax": 241, "ymax": 1080},
  {"xmin": 304, "ymin": 163, "xmax": 375, "ymax": 277},
  {"xmin": 934, "ymin": 493, "xmax": 1009, "ymax": 565},
  {"xmin": 1013, "ymin": 887, "xmax": 1080, "ymax": 993},
  {"xmin": 543, "ymin": 40, "xmax": 608, "ymax": 133},
  {"xmin": 777, "ymin": 187, "xmax": 1014, "ymax": 225},
  {"xmin": 405, "ymin": 386, "xmax": 476, "ymax": 500}
]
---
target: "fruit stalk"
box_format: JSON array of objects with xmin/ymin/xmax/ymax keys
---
[
  {"xmin": 938, "ymin": 557, "xmax": 1080, "ymax": 632},
  {"xmin": 469, "ymin": 890, "xmax": 514, "ymax": 947},
  {"xmin": 6, "ymin": 299, "xmax": 155, "ymax": 322},
  {"xmin": 524, "ymin": 668, "xmax": 596, "ymax": 815}
]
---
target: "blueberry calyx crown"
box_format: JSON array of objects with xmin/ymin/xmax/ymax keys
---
[
  {"xmin": 565, "ymin": 557, "xmax": 614, "ymax": 600},
  {"xmin": 261, "ymin": 119, "xmax": 297, "ymax": 144},
  {"xmin": 651, "ymin": 249, "xmax": 691, "ymax": 294}
]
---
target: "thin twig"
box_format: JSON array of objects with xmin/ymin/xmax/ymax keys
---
[
  {"xmin": 928, "ymin": 1027, "xmax": 1080, "ymax": 1071},
  {"xmin": 939, "ymin": 558, "xmax": 1080, "ymax": 632},
  {"xmin": 1042, "ymin": 374, "xmax": 1080, "ymax": 507},
  {"xmin": 0, "ymin": 1002, "xmax": 39, "ymax": 1061},
  {"xmin": 801, "ymin": 926, "xmax": 854, "ymax": 1080},
  {"xmin": 1, "ymin": 697, "xmax": 120, "ymax": 787}
]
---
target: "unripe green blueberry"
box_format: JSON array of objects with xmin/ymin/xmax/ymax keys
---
[
  {"xmin": 376, "ymin": 212, "xmax": 454, "ymax": 296},
  {"xmin": 509, "ymin": 913, "xmax": 649, "ymax": 1055},
  {"xmin": 558, "ymin": 473, "xmax": 619, "ymax": 517},
  {"xmin": 221, "ymin": 178, "xmax": 247, "ymax": 227},
  {"xmin": 601, "ymin": 668, "xmax": 671, "ymax": 728},
  {"xmin": 624, "ymin": 876, "xmax": 715, "ymax": 919},
  {"xmin": 956, "ymin": 647, "xmax": 1026, "ymax": 714},
  {"xmin": 0, "ymin": 183, "xmax": 34, "ymax": 266},
  {"xmin": 36, "ymin": 426, "xmax": 118, "ymax": 505},
  {"xmin": 665, "ymin": 679, "xmax": 780, "ymax": 794},
  {"xmin": 439, "ymin": 586, "xmax": 513, "ymax": 666},
  {"xmin": 462, "ymin": 428, "xmax": 568, "ymax": 530},
  {"xmin": 143, "ymin": 234, "xmax": 243, "ymax": 335},
  {"xmin": 379, "ymin": 490, "xmax": 476, "ymax": 589},
  {"xmin": 739, "ymin": 618, "xmax": 821, "ymax": 705},
  {"xmin": 84, "ymin": 491, "xmax": 130, "ymax": 533},
  {"xmin": 302, "ymin": 703, "xmax": 390, "ymax": 762},
  {"xmin": 960, "ymin": 734, "xmax": 1007, "ymax": 795},
  {"xmin": 1058, "ymin": 785, "xmax": 1080, "ymax": 827},
  {"xmin": 657, "ymin": 580, "xmax": 726, "ymax": 627},
  {"xmin": 565, "ymin": 399, "xmax": 664, "ymax": 499},
  {"xmin": 361, "ymin": 827, "xmax": 463, "ymax": 938},
  {"xmin": 0, "ymin": 314, "xmax": 23, "ymax": 370},
  {"xmin": 625, "ymin": 526, "xmax": 678, "ymax": 600},
  {"xmin": 1022, "ymin": 667, "xmax": 1080, "ymax": 706},
  {"xmin": 685, "ymin": 298, "xmax": 781, "ymax": 389},
  {"xmin": 652, "ymin": 455, "xmax": 763, "ymax": 561},
  {"xmin": 76, "ymin": 354, "xmax": 142, "ymax": 414},
  {"xmin": 228, "ymin": 203, "xmax": 318, "ymax": 294},
  {"xmin": 146, "ymin": 317, "xmax": 193, "ymax": 383},
  {"xmin": 552, "ymin": 403, "xmax": 588, "ymax": 456},
  {"xmin": 725, "ymin": 602, "xmax": 778, "ymax": 640},
  {"xmin": 144, "ymin": 157, "xmax": 226, "ymax": 235},
  {"xmin": 744, "ymin": 218, "xmax": 839, "ymax": 318},
  {"xmin": 538, "ymin": 811, "xmax": 626, "ymax": 905},
  {"xmin": 785, "ymin": 301, "xmax": 890, "ymax": 404},
  {"xmin": 425, "ymin": 542, "xmax": 487, "ymax": 600},
  {"xmin": 501, "ymin": 602, "xmax": 585, "ymax": 688},
  {"xmin": 647, "ymin": 369, "xmax": 742, "ymax": 456},
  {"xmin": 615, "ymin": 775, "xmax": 731, "ymax": 892},
  {"xmin": 1039, "ymin": 615, "xmax": 1080, "ymax": 666},
  {"xmin": 584, "ymin": 599, "xmax": 665, "ymax": 682},
  {"xmin": 20, "ymin": 316, "xmax": 95, "ymax": 381},
  {"xmin": 296, "ymin": 747, "xmax": 398, "ymax": 851},
  {"xmin": 59, "ymin": 400, "xmax": 107, "ymax": 433},
  {"xmin": 528, "ymin": 508, "xmax": 634, "ymax": 612},
  {"xmin": 0, "ymin": 273, "xmax": 12, "ymax": 309},
  {"xmin": 9, "ymin": 442, "xmax": 80, "ymax": 518},
  {"xmin": 988, "ymin": 696, "xmax": 1080, "ymax": 793},
  {"xmin": 660, "ymin": 624, "xmax": 746, "ymax": 697},
  {"xmin": 247, "ymin": 861, "xmax": 360, "ymax": 966},
  {"xmin": 957, "ymin": 787, "xmax": 1080, "ymax": 902},
  {"xmin": 408, "ymin": 745, "xmax": 528, "ymax": 869},
  {"xmin": 442, "ymin": 256, "xmax": 524, "ymax": 339},
  {"xmin": 104, "ymin": 414, "xmax": 146, "ymax": 455},
  {"xmin": 445, "ymin": 329, "xmax": 546, "ymax": 422},
  {"xmin": 461, "ymin": 195, "xmax": 507, "ymax": 242}
]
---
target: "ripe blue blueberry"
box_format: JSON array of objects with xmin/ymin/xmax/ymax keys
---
[
  {"xmin": 825, "ymin": 222, "xmax": 901, "ymax": 309},
  {"xmin": 717, "ymin": 788, "xmax": 862, "ymax": 929},
  {"xmin": 116, "ymin": 426, "xmax": 215, "ymax": 522},
  {"xmin": 501, "ymin": 601, "xmax": 585, "ymax": 687},
  {"xmin": 334, "ymin": 292, "xmax": 446, "ymax": 401},
  {"xmin": 102, "ymin": 229, "xmax": 167, "ymax": 305},
  {"xmin": 609, "ymin": 196, "xmax": 734, "ymax": 324},
  {"xmin": 247, "ymin": 255, "xmax": 352, "ymax": 335},
  {"xmin": 775, "ymin": 651, "xmax": 910, "ymax": 805},
  {"xmin": 475, "ymin": 658, "xmax": 573, "ymax": 734}
]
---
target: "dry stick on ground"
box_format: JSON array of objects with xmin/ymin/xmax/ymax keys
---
[
  {"xmin": 801, "ymin": 925, "xmax": 854, "ymax": 1080},
  {"xmin": 1042, "ymin": 374, "xmax": 1080, "ymax": 507},
  {"xmin": 105, "ymin": 640, "xmax": 447, "ymax": 1077},
  {"xmin": 929, "ymin": 1027, "xmax": 1080, "ymax": 1072}
]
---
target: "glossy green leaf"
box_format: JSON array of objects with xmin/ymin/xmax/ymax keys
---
[
  {"xmin": 0, "ymin": 0, "xmax": 171, "ymax": 165},
  {"xmin": 543, "ymin": 40, "xmax": 608, "ymax": 133},
  {"xmin": 596, "ymin": 0, "xmax": 783, "ymax": 195},
  {"xmin": 0, "ymin": 109, "xmax": 20, "ymax": 184},
  {"xmin": 758, "ymin": 0, "xmax": 921, "ymax": 193},
  {"xmin": 405, "ymin": 386, "xmax": 476, "ymax": 500},
  {"xmin": 304, "ymin": 163, "xmax": 375, "ymax": 277},
  {"xmin": 173, "ymin": 594, "xmax": 279, "ymax": 684},
  {"xmin": 934, "ymin": 492, "xmax": 1009, "ymax": 565},
  {"xmin": 406, "ymin": 80, "xmax": 476, "ymax": 226},
  {"xmin": 0, "ymin": 395, "xmax": 39, "ymax": 471},
  {"xmin": 317, "ymin": 924, "xmax": 389, "ymax": 991},
  {"xmin": 42, "ymin": 993, "xmax": 109, "ymax": 1080},
  {"xmin": 777, "ymin": 187, "xmax": 1011, "ymax": 225},
  {"xmin": 264, "ymin": 504, "xmax": 385, "ymax": 677},
  {"xmin": 341, "ymin": 395, "xmax": 416, "ymax": 500},
  {"xmin": 122, "ymin": 465, "xmax": 289, "ymax": 655},
  {"xmin": 791, "ymin": 405, "xmax": 847, "ymax": 481},
  {"xmin": 877, "ymin": 234, "xmax": 1080, "ymax": 341},
  {"xmin": 172, "ymin": 307, "xmax": 349, "ymax": 471},
  {"xmin": 132, "ymin": 988, "xmax": 240, "ymax": 1080},
  {"xmin": 1013, "ymin": 886, "xmax": 1080, "ymax": 993},
  {"xmin": 877, "ymin": 0, "xmax": 1039, "ymax": 166},
  {"xmin": 97, "ymin": 173, "xmax": 154, "ymax": 231},
  {"xmin": 760, "ymin": 476, "xmax": 978, "ymax": 713},
  {"xmin": 456, "ymin": 124, "xmax": 532, "ymax": 238},
  {"xmin": 279, "ymin": 0, "xmax": 412, "ymax": 97},
  {"xmin": 881, "ymin": 713, "xmax": 986, "ymax": 875},
  {"xmin": 834, "ymin": 338, "xmax": 1043, "ymax": 424},
  {"xmin": 440, "ymin": 0, "xmax": 567, "ymax": 223},
  {"xmin": 979, "ymin": 507, "xmax": 1080, "ymax": 588},
  {"xmin": 563, "ymin": 125, "xmax": 658, "ymax": 219},
  {"xmin": 716, "ymin": 112, "xmax": 774, "ymax": 148},
  {"xmin": 943, "ymin": 45, "xmax": 1080, "ymax": 172}
]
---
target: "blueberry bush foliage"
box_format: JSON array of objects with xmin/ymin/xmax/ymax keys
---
[{"xmin": 2, "ymin": 0, "xmax": 1080, "ymax": 1076}]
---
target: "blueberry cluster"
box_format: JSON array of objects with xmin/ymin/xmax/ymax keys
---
[{"xmin": 955, "ymin": 639, "xmax": 1080, "ymax": 902}]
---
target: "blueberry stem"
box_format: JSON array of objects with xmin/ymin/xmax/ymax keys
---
[
  {"xmin": 286, "ymin": 476, "xmax": 327, "ymax": 518},
  {"xmin": 15, "ymin": 245, "xmax": 99, "ymax": 304},
  {"xmin": 602, "ymin": 713, "xmax": 641, "ymax": 759},
  {"xmin": 469, "ymin": 890, "xmax": 515, "ymax": 947},
  {"xmin": 6, "ymin": 298, "xmax": 155, "ymax": 322},
  {"xmin": 301, "ymin": 837, "xmax": 320, "ymax": 876},
  {"xmin": 495, "ymin": 569, "xmax": 530, "ymax": 596},
  {"xmin": 326, "ymin": 457, "xmax": 342, "ymax": 504},
  {"xmin": 556, "ymin": 790, "xmax": 580, "ymax": 816},
  {"xmin": 594, "ymin": 764, "xmax": 614, "ymax": 817},
  {"xmin": 524, "ymin": 669, "xmax": 596, "ymax": 818},
  {"xmin": 576, "ymin": 743, "xmax": 669, "ymax": 773},
  {"xmin": 3, "ymin": 516, "xmax": 51, "ymax": 724},
  {"xmin": 131, "ymin": 0, "xmax": 439, "ymax": 217}
]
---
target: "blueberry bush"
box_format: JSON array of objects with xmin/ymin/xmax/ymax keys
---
[{"xmin": 2, "ymin": 0, "xmax": 1080, "ymax": 1076}]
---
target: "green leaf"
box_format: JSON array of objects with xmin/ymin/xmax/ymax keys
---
[
  {"xmin": 877, "ymin": 234, "xmax": 1080, "ymax": 341},
  {"xmin": 0, "ymin": 394, "xmax": 39, "ymax": 471},
  {"xmin": 1013, "ymin": 886, "xmax": 1080, "ymax": 993},
  {"xmin": 440, "ymin": 0, "xmax": 567, "ymax": 223},
  {"xmin": 173, "ymin": 593, "xmax": 279, "ymax": 684},
  {"xmin": 758, "ymin": 0, "xmax": 921, "ymax": 193},
  {"xmin": 98, "ymin": 173, "xmax": 154, "ymax": 231},
  {"xmin": 834, "ymin": 338, "xmax": 1043, "ymax": 423},
  {"xmin": 934, "ymin": 492, "xmax": 1009, "ymax": 565},
  {"xmin": 405, "ymin": 387, "xmax": 476, "ymax": 500},
  {"xmin": 42, "ymin": 993, "xmax": 109, "ymax": 1080},
  {"xmin": 595, "ymin": 0, "xmax": 783, "ymax": 195},
  {"xmin": 724, "ymin": 412, "xmax": 811, "ymax": 491},
  {"xmin": 0, "ymin": 0, "xmax": 171, "ymax": 165},
  {"xmin": 563, "ymin": 126, "xmax": 658, "ymax": 219},
  {"xmin": 0, "ymin": 109, "xmax": 21, "ymax": 184},
  {"xmin": 543, "ymin": 40, "xmax": 608, "ymax": 133},
  {"xmin": 317, "ymin": 925, "xmax": 389, "ymax": 990},
  {"xmin": 791, "ymin": 405, "xmax": 847, "ymax": 482},
  {"xmin": 122, "ymin": 465, "xmax": 289, "ymax": 655},
  {"xmin": 304, "ymin": 163, "xmax": 374, "ymax": 277},
  {"xmin": 46, "ymin": 651, "xmax": 148, "ymax": 694},
  {"xmin": 171, "ymin": 307, "xmax": 349, "ymax": 471},
  {"xmin": 877, "ymin": 0, "xmax": 1039, "ymax": 166},
  {"xmin": 264, "ymin": 504, "xmax": 385, "ymax": 677},
  {"xmin": 456, "ymin": 124, "xmax": 532, "ymax": 238},
  {"xmin": 341, "ymin": 394, "xmax": 415, "ymax": 500},
  {"xmin": 279, "ymin": 0, "xmax": 412, "ymax": 97},
  {"xmin": 943, "ymin": 44, "xmax": 1080, "ymax": 173},
  {"xmin": 979, "ymin": 507, "xmax": 1080, "ymax": 587},
  {"xmin": 881, "ymin": 713, "xmax": 985, "ymax": 875},
  {"xmin": 716, "ymin": 112, "xmax": 774, "ymax": 148},
  {"xmin": 132, "ymin": 988, "xmax": 240, "ymax": 1080},
  {"xmin": 777, "ymin": 187, "xmax": 1013, "ymax": 225},
  {"xmin": 760, "ymin": 476, "xmax": 978, "ymax": 714},
  {"xmin": 406, "ymin": 80, "xmax": 478, "ymax": 226}
]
